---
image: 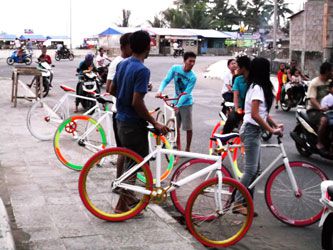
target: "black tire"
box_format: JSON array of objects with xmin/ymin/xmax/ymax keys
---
[
  {"xmin": 55, "ymin": 54, "xmax": 60, "ymax": 61},
  {"xmin": 322, "ymin": 213, "xmax": 333, "ymax": 250},
  {"xmin": 81, "ymin": 98, "xmax": 95, "ymax": 111},
  {"xmin": 155, "ymin": 110, "xmax": 165, "ymax": 124},
  {"xmin": 6, "ymin": 57, "xmax": 14, "ymax": 65},
  {"xmin": 293, "ymin": 127, "xmax": 312, "ymax": 157},
  {"xmin": 25, "ymin": 57, "xmax": 32, "ymax": 65},
  {"xmin": 69, "ymin": 53, "xmax": 74, "ymax": 61},
  {"xmin": 281, "ymin": 100, "xmax": 291, "ymax": 112}
]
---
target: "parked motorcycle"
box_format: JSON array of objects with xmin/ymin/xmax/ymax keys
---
[
  {"xmin": 173, "ymin": 48, "xmax": 184, "ymax": 58},
  {"xmin": 290, "ymin": 107, "xmax": 333, "ymax": 160},
  {"xmin": 76, "ymin": 71, "xmax": 101, "ymax": 111},
  {"xmin": 319, "ymin": 180, "xmax": 333, "ymax": 250},
  {"xmin": 55, "ymin": 49, "xmax": 74, "ymax": 61},
  {"xmin": 280, "ymin": 81, "xmax": 309, "ymax": 112},
  {"xmin": 6, "ymin": 49, "xmax": 32, "ymax": 65},
  {"xmin": 28, "ymin": 61, "xmax": 54, "ymax": 97}
]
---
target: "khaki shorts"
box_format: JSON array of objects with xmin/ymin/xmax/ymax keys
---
[{"xmin": 176, "ymin": 105, "xmax": 193, "ymax": 131}]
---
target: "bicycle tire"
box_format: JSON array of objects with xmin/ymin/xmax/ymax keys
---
[
  {"xmin": 185, "ymin": 177, "xmax": 254, "ymax": 248},
  {"xmin": 155, "ymin": 110, "xmax": 165, "ymax": 124},
  {"xmin": 208, "ymin": 120, "xmax": 225, "ymax": 155},
  {"xmin": 79, "ymin": 147, "xmax": 153, "ymax": 221},
  {"xmin": 27, "ymin": 99, "xmax": 67, "ymax": 141},
  {"xmin": 170, "ymin": 158, "xmax": 231, "ymax": 215},
  {"xmin": 166, "ymin": 118, "xmax": 179, "ymax": 149},
  {"xmin": 265, "ymin": 161, "xmax": 328, "ymax": 226},
  {"xmin": 138, "ymin": 132, "xmax": 175, "ymax": 184},
  {"xmin": 54, "ymin": 115, "xmax": 107, "ymax": 171}
]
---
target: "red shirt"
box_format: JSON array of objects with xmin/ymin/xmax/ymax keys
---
[{"xmin": 39, "ymin": 54, "xmax": 52, "ymax": 65}]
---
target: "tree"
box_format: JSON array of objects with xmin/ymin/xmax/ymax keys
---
[
  {"xmin": 266, "ymin": 0, "xmax": 293, "ymax": 28},
  {"xmin": 162, "ymin": 8, "xmax": 187, "ymax": 28},
  {"xmin": 147, "ymin": 14, "xmax": 166, "ymax": 28},
  {"xmin": 119, "ymin": 9, "xmax": 131, "ymax": 27}
]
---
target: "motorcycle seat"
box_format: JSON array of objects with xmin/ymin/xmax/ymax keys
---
[
  {"xmin": 298, "ymin": 109, "xmax": 310, "ymax": 122},
  {"xmin": 60, "ymin": 85, "xmax": 75, "ymax": 92}
]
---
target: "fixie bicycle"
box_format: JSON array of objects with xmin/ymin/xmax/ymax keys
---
[
  {"xmin": 27, "ymin": 84, "xmax": 100, "ymax": 141},
  {"xmin": 79, "ymin": 130, "xmax": 254, "ymax": 248},
  {"xmin": 172, "ymin": 133, "xmax": 328, "ymax": 226}
]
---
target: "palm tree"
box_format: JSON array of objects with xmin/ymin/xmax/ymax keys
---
[
  {"xmin": 147, "ymin": 14, "xmax": 166, "ymax": 28},
  {"xmin": 120, "ymin": 9, "xmax": 131, "ymax": 27},
  {"xmin": 266, "ymin": 0, "xmax": 293, "ymax": 27}
]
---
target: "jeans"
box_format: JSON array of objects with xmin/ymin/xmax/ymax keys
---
[{"xmin": 235, "ymin": 123, "xmax": 261, "ymax": 201}]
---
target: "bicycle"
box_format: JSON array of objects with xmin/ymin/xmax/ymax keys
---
[
  {"xmin": 79, "ymin": 131, "xmax": 254, "ymax": 248},
  {"xmin": 54, "ymin": 101, "xmax": 176, "ymax": 180},
  {"xmin": 172, "ymin": 134, "xmax": 328, "ymax": 227},
  {"xmin": 27, "ymin": 84, "xmax": 100, "ymax": 141}
]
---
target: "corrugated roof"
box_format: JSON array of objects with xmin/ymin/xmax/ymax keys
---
[
  {"xmin": 145, "ymin": 27, "xmax": 196, "ymax": 36},
  {"xmin": 0, "ymin": 34, "xmax": 16, "ymax": 40},
  {"xmin": 19, "ymin": 35, "xmax": 46, "ymax": 41},
  {"xmin": 189, "ymin": 29, "xmax": 231, "ymax": 38},
  {"xmin": 46, "ymin": 35, "xmax": 70, "ymax": 39}
]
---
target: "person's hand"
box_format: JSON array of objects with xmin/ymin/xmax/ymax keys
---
[
  {"xmin": 153, "ymin": 122, "xmax": 170, "ymax": 135},
  {"xmin": 276, "ymin": 123, "xmax": 284, "ymax": 132},
  {"xmin": 155, "ymin": 92, "xmax": 162, "ymax": 98},
  {"xmin": 321, "ymin": 107, "xmax": 329, "ymax": 112},
  {"xmin": 272, "ymin": 127, "xmax": 283, "ymax": 136}
]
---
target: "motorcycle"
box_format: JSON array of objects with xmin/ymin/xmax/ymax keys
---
[
  {"xmin": 290, "ymin": 107, "xmax": 333, "ymax": 160},
  {"xmin": 76, "ymin": 71, "xmax": 101, "ymax": 111},
  {"xmin": 28, "ymin": 61, "xmax": 54, "ymax": 97},
  {"xmin": 6, "ymin": 49, "xmax": 32, "ymax": 65},
  {"xmin": 55, "ymin": 49, "xmax": 74, "ymax": 61},
  {"xmin": 173, "ymin": 48, "xmax": 184, "ymax": 58},
  {"xmin": 319, "ymin": 180, "xmax": 333, "ymax": 250},
  {"xmin": 280, "ymin": 81, "xmax": 309, "ymax": 112},
  {"xmin": 96, "ymin": 58, "xmax": 111, "ymax": 87}
]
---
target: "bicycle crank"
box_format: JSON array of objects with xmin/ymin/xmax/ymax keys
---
[{"xmin": 150, "ymin": 187, "xmax": 167, "ymax": 204}]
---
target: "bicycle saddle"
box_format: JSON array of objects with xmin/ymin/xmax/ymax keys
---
[{"xmin": 212, "ymin": 133, "xmax": 239, "ymax": 144}]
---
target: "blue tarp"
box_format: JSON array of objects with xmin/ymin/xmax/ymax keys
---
[
  {"xmin": 98, "ymin": 28, "xmax": 122, "ymax": 36},
  {"xmin": 0, "ymin": 34, "xmax": 16, "ymax": 40},
  {"xmin": 46, "ymin": 35, "xmax": 70, "ymax": 40},
  {"xmin": 19, "ymin": 35, "xmax": 46, "ymax": 41}
]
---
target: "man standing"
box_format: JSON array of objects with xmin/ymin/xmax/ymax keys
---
[
  {"xmin": 110, "ymin": 30, "xmax": 168, "ymax": 213},
  {"xmin": 156, "ymin": 51, "xmax": 197, "ymax": 152},
  {"xmin": 26, "ymin": 38, "xmax": 33, "ymax": 53},
  {"xmin": 221, "ymin": 59, "xmax": 238, "ymax": 102}
]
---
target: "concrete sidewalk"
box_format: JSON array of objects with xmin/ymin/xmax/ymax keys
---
[{"xmin": 0, "ymin": 77, "xmax": 200, "ymax": 250}]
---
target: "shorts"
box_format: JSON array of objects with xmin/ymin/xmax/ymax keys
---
[{"xmin": 176, "ymin": 105, "xmax": 193, "ymax": 131}]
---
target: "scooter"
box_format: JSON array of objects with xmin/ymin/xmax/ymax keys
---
[
  {"xmin": 319, "ymin": 180, "xmax": 333, "ymax": 250},
  {"xmin": 6, "ymin": 49, "xmax": 32, "ymax": 65},
  {"xmin": 280, "ymin": 81, "xmax": 309, "ymax": 112},
  {"xmin": 55, "ymin": 49, "xmax": 74, "ymax": 61},
  {"xmin": 76, "ymin": 71, "xmax": 101, "ymax": 111},
  {"xmin": 173, "ymin": 48, "xmax": 184, "ymax": 58},
  {"xmin": 28, "ymin": 61, "xmax": 54, "ymax": 97},
  {"xmin": 290, "ymin": 107, "xmax": 333, "ymax": 160}
]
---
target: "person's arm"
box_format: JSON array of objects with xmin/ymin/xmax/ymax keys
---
[
  {"xmin": 156, "ymin": 66, "xmax": 175, "ymax": 96},
  {"xmin": 233, "ymin": 91, "xmax": 240, "ymax": 109},
  {"xmin": 223, "ymin": 73, "xmax": 232, "ymax": 92},
  {"xmin": 46, "ymin": 55, "xmax": 52, "ymax": 65},
  {"xmin": 307, "ymin": 81, "xmax": 322, "ymax": 110},
  {"xmin": 176, "ymin": 75, "xmax": 196, "ymax": 107},
  {"xmin": 232, "ymin": 77, "xmax": 241, "ymax": 109}
]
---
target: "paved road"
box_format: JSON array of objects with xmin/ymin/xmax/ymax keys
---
[{"xmin": 1, "ymin": 56, "xmax": 332, "ymax": 249}]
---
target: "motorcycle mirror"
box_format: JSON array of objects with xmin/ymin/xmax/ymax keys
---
[{"xmin": 51, "ymin": 65, "xmax": 55, "ymax": 68}]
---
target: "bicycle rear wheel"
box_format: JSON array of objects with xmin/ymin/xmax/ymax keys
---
[
  {"xmin": 27, "ymin": 99, "xmax": 66, "ymax": 141},
  {"xmin": 208, "ymin": 120, "xmax": 225, "ymax": 155},
  {"xmin": 79, "ymin": 147, "xmax": 153, "ymax": 221},
  {"xmin": 170, "ymin": 158, "xmax": 231, "ymax": 215},
  {"xmin": 54, "ymin": 115, "xmax": 107, "ymax": 171},
  {"xmin": 185, "ymin": 177, "xmax": 253, "ymax": 248},
  {"xmin": 265, "ymin": 161, "xmax": 328, "ymax": 226}
]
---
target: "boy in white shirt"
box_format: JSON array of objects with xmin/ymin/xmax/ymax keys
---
[{"xmin": 321, "ymin": 81, "xmax": 333, "ymax": 109}]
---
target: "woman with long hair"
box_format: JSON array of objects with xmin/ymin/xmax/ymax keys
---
[{"xmin": 233, "ymin": 57, "xmax": 284, "ymax": 216}]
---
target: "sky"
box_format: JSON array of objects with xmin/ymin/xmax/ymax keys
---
[{"xmin": 0, "ymin": 0, "xmax": 306, "ymax": 46}]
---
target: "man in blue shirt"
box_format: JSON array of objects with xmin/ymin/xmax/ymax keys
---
[
  {"xmin": 110, "ymin": 30, "xmax": 168, "ymax": 213},
  {"xmin": 156, "ymin": 52, "xmax": 197, "ymax": 152}
]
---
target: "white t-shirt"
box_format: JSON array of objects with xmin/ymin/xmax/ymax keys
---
[
  {"xmin": 14, "ymin": 40, "xmax": 21, "ymax": 48},
  {"xmin": 96, "ymin": 54, "xmax": 108, "ymax": 68},
  {"xmin": 107, "ymin": 56, "xmax": 124, "ymax": 81},
  {"xmin": 56, "ymin": 44, "xmax": 63, "ymax": 51},
  {"xmin": 321, "ymin": 93, "xmax": 333, "ymax": 109},
  {"xmin": 221, "ymin": 70, "xmax": 233, "ymax": 95},
  {"xmin": 243, "ymin": 84, "xmax": 268, "ymax": 126},
  {"xmin": 173, "ymin": 42, "xmax": 178, "ymax": 50}
]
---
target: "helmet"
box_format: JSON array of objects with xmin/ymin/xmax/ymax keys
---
[{"xmin": 85, "ymin": 53, "xmax": 94, "ymax": 64}]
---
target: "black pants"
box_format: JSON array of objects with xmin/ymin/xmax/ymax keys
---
[
  {"xmin": 222, "ymin": 92, "xmax": 233, "ymax": 102},
  {"xmin": 223, "ymin": 111, "xmax": 243, "ymax": 134}
]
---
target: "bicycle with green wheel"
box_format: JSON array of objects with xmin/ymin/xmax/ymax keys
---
[{"xmin": 79, "ymin": 130, "xmax": 254, "ymax": 248}]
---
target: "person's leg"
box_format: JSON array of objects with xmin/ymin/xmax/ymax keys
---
[
  {"xmin": 176, "ymin": 110, "xmax": 182, "ymax": 149},
  {"xmin": 179, "ymin": 105, "xmax": 193, "ymax": 151},
  {"xmin": 186, "ymin": 130, "xmax": 192, "ymax": 152},
  {"xmin": 74, "ymin": 82, "xmax": 82, "ymax": 112},
  {"xmin": 317, "ymin": 116, "xmax": 328, "ymax": 150}
]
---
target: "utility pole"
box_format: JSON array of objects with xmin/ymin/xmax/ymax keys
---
[
  {"xmin": 323, "ymin": 0, "xmax": 333, "ymax": 62},
  {"xmin": 273, "ymin": 0, "xmax": 278, "ymax": 50},
  {"xmin": 69, "ymin": 0, "xmax": 72, "ymax": 50}
]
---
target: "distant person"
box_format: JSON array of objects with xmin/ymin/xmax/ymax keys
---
[
  {"xmin": 221, "ymin": 59, "xmax": 238, "ymax": 102},
  {"xmin": 96, "ymin": 48, "xmax": 109, "ymax": 68},
  {"xmin": 275, "ymin": 63, "xmax": 287, "ymax": 109},
  {"xmin": 156, "ymin": 51, "xmax": 197, "ymax": 152},
  {"xmin": 56, "ymin": 43, "xmax": 63, "ymax": 52},
  {"xmin": 26, "ymin": 38, "xmax": 33, "ymax": 52},
  {"xmin": 38, "ymin": 45, "xmax": 52, "ymax": 65},
  {"xmin": 14, "ymin": 38, "xmax": 21, "ymax": 49},
  {"xmin": 172, "ymin": 41, "xmax": 179, "ymax": 51}
]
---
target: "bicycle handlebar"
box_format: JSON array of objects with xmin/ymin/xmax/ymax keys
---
[{"xmin": 156, "ymin": 92, "xmax": 187, "ymax": 107}]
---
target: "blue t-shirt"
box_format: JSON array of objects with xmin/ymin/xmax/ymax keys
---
[
  {"xmin": 232, "ymin": 75, "xmax": 248, "ymax": 109},
  {"xmin": 113, "ymin": 57, "xmax": 150, "ymax": 123},
  {"xmin": 158, "ymin": 65, "xmax": 197, "ymax": 107}
]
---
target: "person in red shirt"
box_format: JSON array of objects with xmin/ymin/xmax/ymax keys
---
[
  {"xmin": 38, "ymin": 45, "xmax": 52, "ymax": 65},
  {"xmin": 275, "ymin": 63, "xmax": 286, "ymax": 109}
]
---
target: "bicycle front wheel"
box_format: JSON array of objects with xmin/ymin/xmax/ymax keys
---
[
  {"xmin": 79, "ymin": 147, "xmax": 153, "ymax": 221},
  {"xmin": 54, "ymin": 115, "xmax": 107, "ymax": 171},
  {"xmin": 185, "ymin": 177, "xmax": 253, "ymax": 248},
  {"xmin": 265, "ymin": 161, "xmax": 328, "ymax": 226},
  {"xmin": 27, "ymin": 99, "xmax": 66, "ymax": 141},
  {"xmin": 170, "ymin": 158, "xmax": 231, "ymax": 216}
]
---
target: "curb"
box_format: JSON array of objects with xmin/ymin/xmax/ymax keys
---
[{"xmin": 0, "ymin": 198, "xmax": 15, "ymax": 250}]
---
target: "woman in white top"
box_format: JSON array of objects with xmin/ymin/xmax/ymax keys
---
[{"xmin": 234, "ymin": 57, "xmax": 283, "ymax": 216}]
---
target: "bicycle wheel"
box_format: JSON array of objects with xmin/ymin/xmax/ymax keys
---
[
  {"xmin": 54, "ymin": 115, "xmax": 107, "ymax": 171},
  {"xmin": 185, "ymin": 177, "xmax": 253, "ymax": 248},
  {"xmin": 208, "ymin": 120, "xmax": 225, "ymax": 155},
  {"xmin": 170, "ymin": 158, "xmax": 231, "ymax": 215},
  {"xmin": 265, "ymin": 161, "xmax": 328, "ymax": 226},
  {"xmin": 79, "ymin": 147, "xmax": 153, "ymax": 221},
  {"xmin": 166, "ymin": 118, "xmax": 179, "ymax": 149},
  {"xmin": 27, "ymin": 99, "xmax": 66, "ymax": 141},
  {"xmin": 137, "ymin": 132, "xmax": 175, "ymax": 183},
  {"xmin": 155, "ymin": 110, "xmax": 165, "ymax": 124}
]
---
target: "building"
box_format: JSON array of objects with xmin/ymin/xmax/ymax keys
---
[{"xmin": 289, "ymin": 0, "xmax": 333, "ymax": 78}]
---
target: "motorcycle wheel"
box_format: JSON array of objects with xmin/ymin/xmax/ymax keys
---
[
  {"xmin": 281, "ymin": 100, "xmax": 291, "ymax": 112},
  {"xmin": 293, "ymin": 127, "xmax": 312, "ymax": 157},
  {"xmin": 55, "ymin": 54, "xmax": 60, "ymax": 61},
  {"xmin": 25, "ymin": 57, "xmax": 32, "ymax": 65},
  {"xmin": 69, "ymin": 53, "xmax": 74, "ymax": 61},
  {"xmin": 6, "ymin": 57, "xmax": 14, "ymax": 65},
  {"xmin": 322, "ymin": 213, "xmax": 333, "ymax": 250}
]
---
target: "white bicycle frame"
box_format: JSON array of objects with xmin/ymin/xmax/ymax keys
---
[{"xmin": 161, "ymin": 102, "xmax": 178, "ymax": 145}]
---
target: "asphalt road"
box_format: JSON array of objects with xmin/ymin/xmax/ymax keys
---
[{"xmin": 1, "ymin": 55, "xmax": 332, "ymax": 250}]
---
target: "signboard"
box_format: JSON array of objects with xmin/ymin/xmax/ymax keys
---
[{"xmin": 24, "ymin": 29, "xmax": 34, "ymax": 34}]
